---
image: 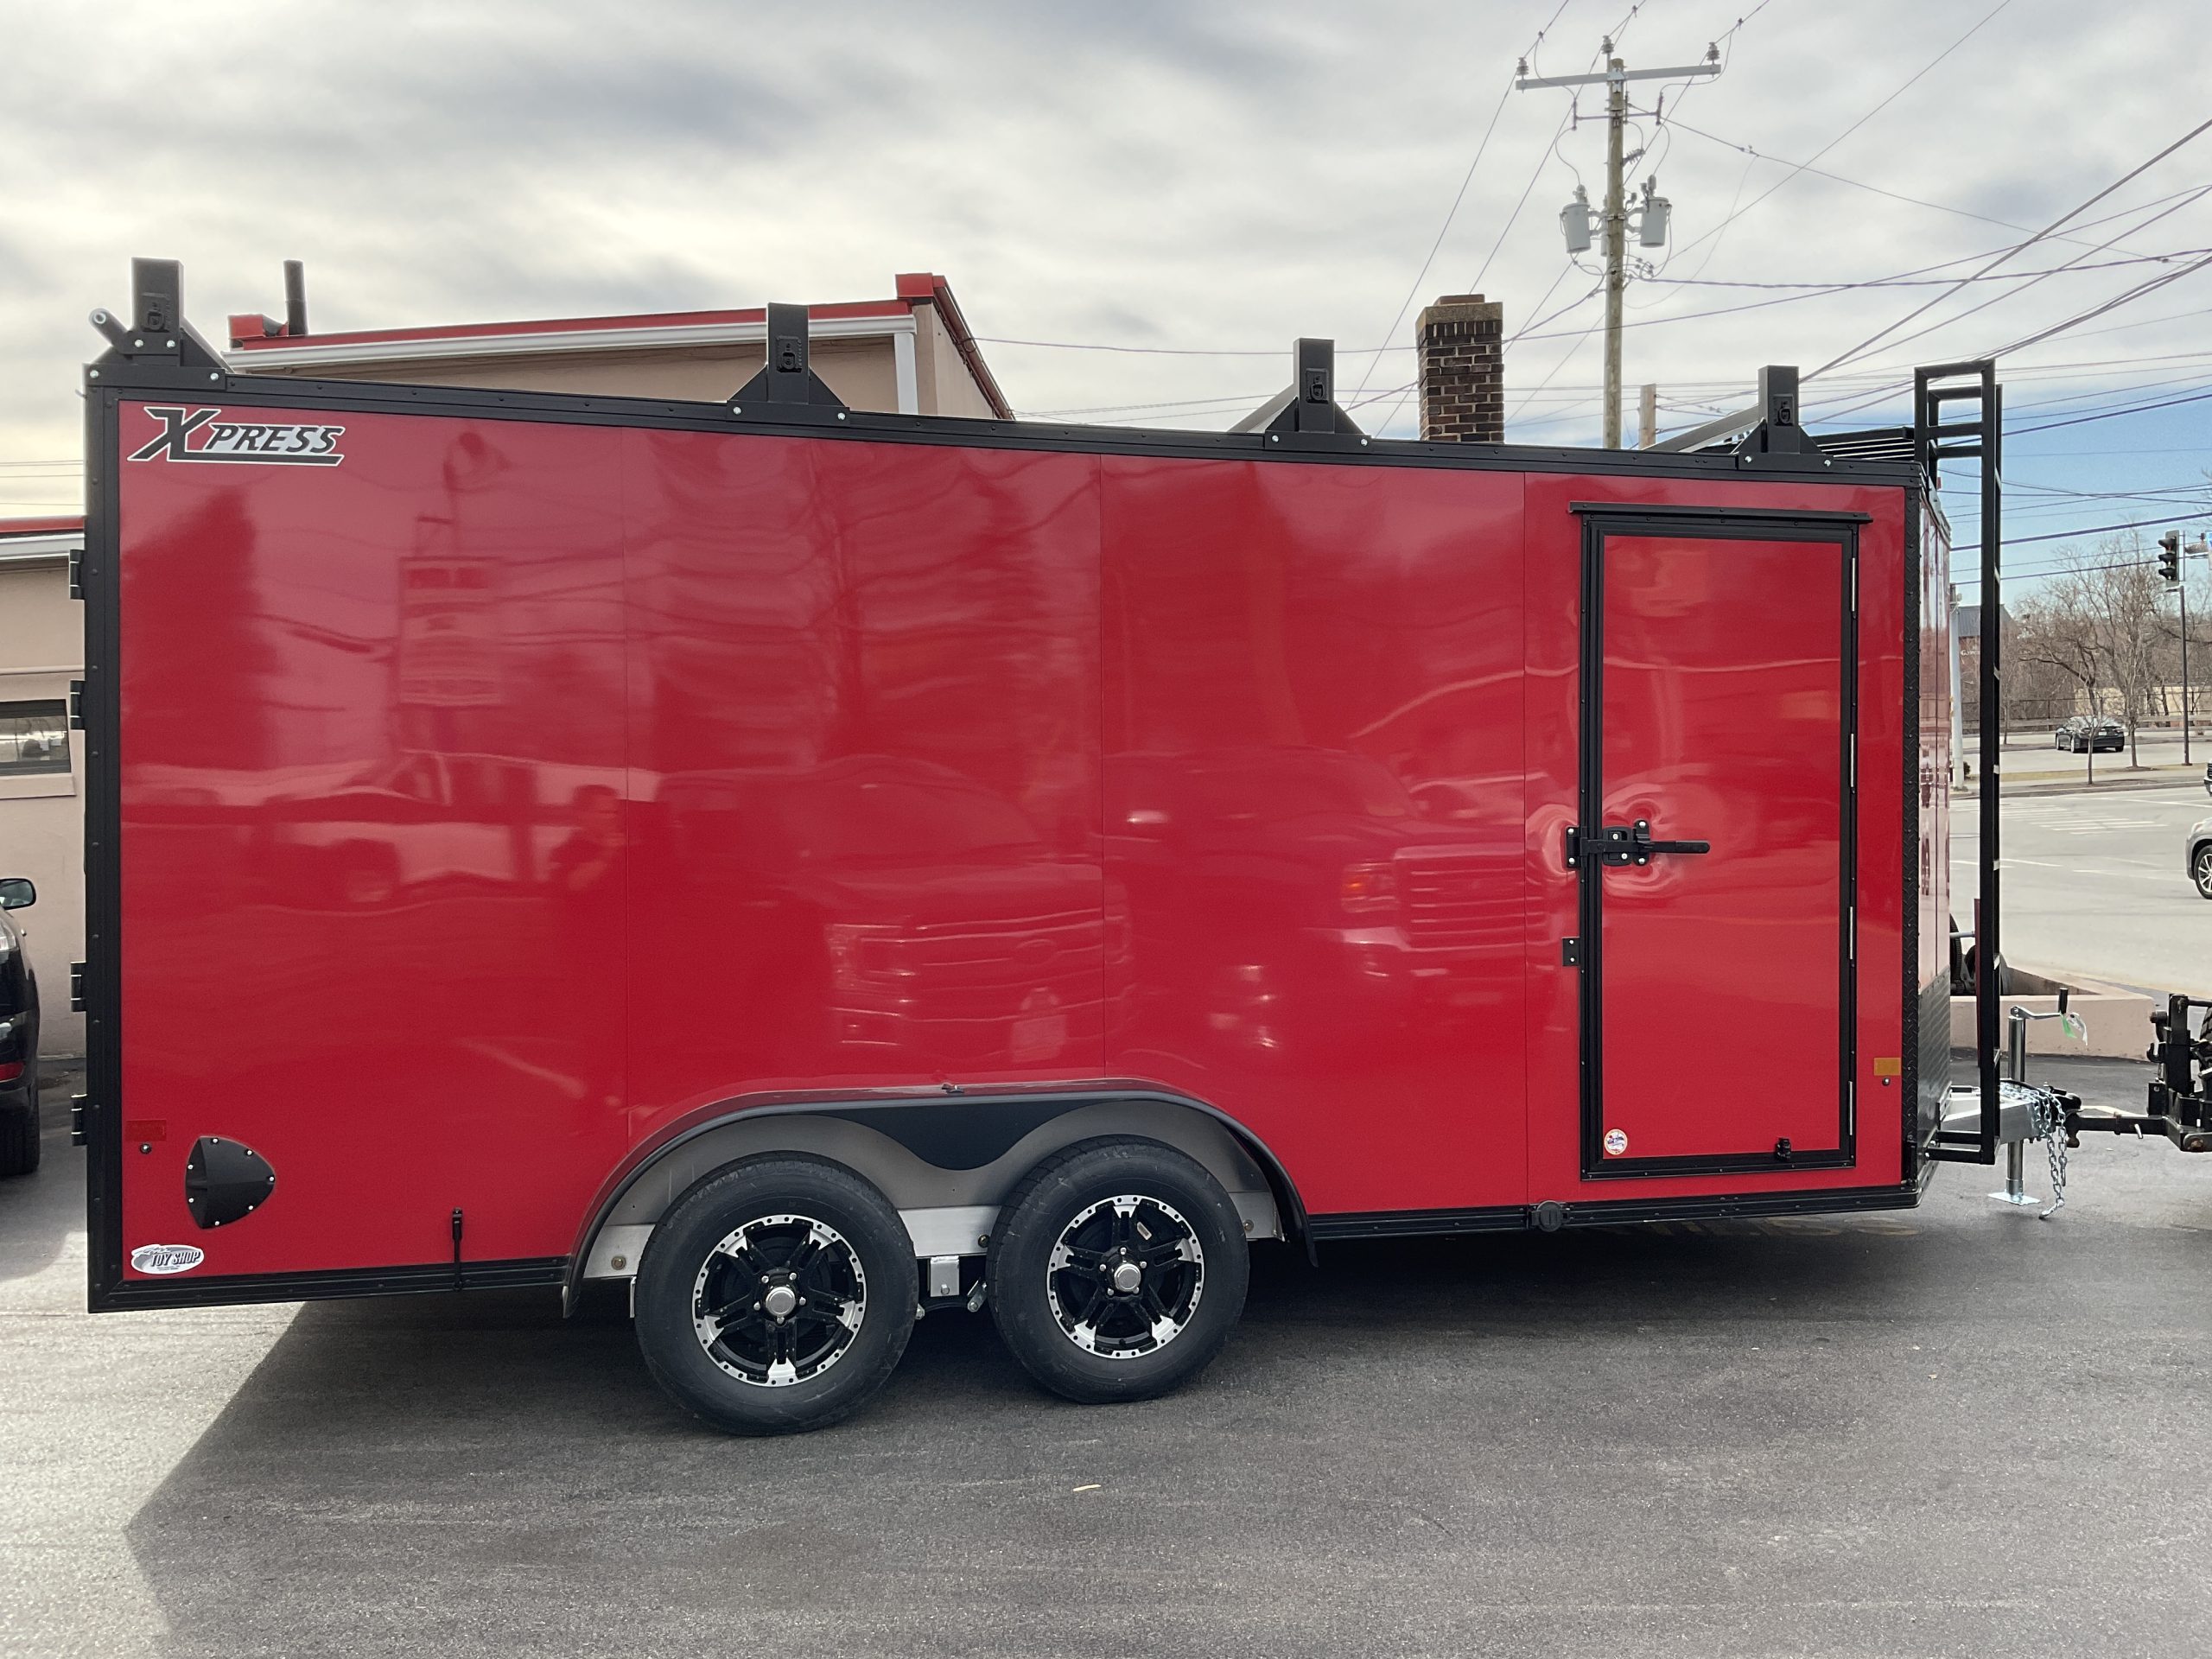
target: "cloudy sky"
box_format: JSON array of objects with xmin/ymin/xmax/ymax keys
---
[{"xmin": 5, "ymin": 0, "xmax": 2210, "ymax": 582}]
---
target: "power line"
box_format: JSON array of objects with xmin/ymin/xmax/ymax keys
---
[
  {"xmin": 1825, "ymin": 189, "xmax": 2212, "ymax": 381},
  {"xmin": 1810, "ymin": 114, "xmax": 2212, "ymax": 378},
  {"xmin": 1351, "ymin": 0, "xmax": 1578, "ymax": 400},
  {"xmin": 1982, "ymin": 249, "xmax": 2212, "ymax": 360},
  {"xmin": 1664, "ymin": 1, "xmax": 2017, "ymax": 267},
  {"xmin": 1642, "ymin": 247, "xmax": 2212, "ymax": 291},
  {"xmin": 2012, "ymin": 382, "xmax": 2212, "ymax": 435},
  {"xmin": 1659, "ymin": 112, "xmax": 2210, "ymax": 263}
]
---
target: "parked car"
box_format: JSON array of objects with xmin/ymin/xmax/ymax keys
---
[
  {"xmin": 0, "ymin": 877, "xmax": 40, "ymax": 1177},
  {"xmin": 2189, "ymin": 817, "xmax": 2212, "ymax": 900},
  {"xmin": 2055, "ymin": 715, "xmax": 2126, "ymax": 753}
]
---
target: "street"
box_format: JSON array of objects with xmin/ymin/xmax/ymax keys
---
[
  {"xmin": 1953, "ymin": 779, "xmax": 2212, "ymax": 996},
  {"xmin": 6, "ymin": 1056, "xmax": 2212, "ymax": 1658}
]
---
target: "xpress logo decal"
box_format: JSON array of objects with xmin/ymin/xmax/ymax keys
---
[{"xmin": 128, "ymin": 406, "xmax": 346, "ymax": 467}]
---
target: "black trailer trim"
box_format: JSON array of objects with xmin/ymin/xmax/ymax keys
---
[
  {"xmin": 1572, "ymin": 505, "xmax": 1861, "ymax": 1180},
  {"xmin": 1306, "ymin": 1205, "xmax": 1529, "ymax": 1241},
  {"xmin": 87, "ymin": 359, "xmax": 1918, "ymax": 487},
  {"xmin": 89, "ymin": 1255, "xmax": 568, "ymax": 1313},
  {"xmin": 1307, "ymin": 1180, "xmax": 1917, "ymax": 1241},
  {"xmin": 1568, "ymin": 501, "xmax": 1873, "ymax": 524},
  {"xmin": 81, "ymin": 386, "xmax": 125, "ymax": 1311}
]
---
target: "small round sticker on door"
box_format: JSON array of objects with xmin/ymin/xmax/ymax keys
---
[
  {"xmin": 130, "ymin": 1243, "xmax": 205, "ymax": 1275},
  {"xmin": 1602, "ymin": 1128, "xmax": 1629, "ymax": 1158}
]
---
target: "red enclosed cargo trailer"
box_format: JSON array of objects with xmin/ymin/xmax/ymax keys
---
[{"xmin": 77, "ymin": 264, "xmax": 1981, "ymax": 1433}]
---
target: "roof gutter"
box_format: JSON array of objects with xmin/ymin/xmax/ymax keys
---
[{"xmin": 231, "ymin": 312, "xmax": 917, "ymax": 372}]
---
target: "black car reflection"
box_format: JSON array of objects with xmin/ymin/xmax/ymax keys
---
[
  {"xmin": 657, "ymin": 757, "xmax": 1118, "ymax": 1074},
  {"xmin": 1105, "ymin": 748, "xmax": 1514, "ymax": 1069}
]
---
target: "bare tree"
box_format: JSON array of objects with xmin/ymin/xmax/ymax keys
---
[
  {"xmin": 2049, "ymin": 537, "xmax": 2168, "ymax": 765},
  {"xmin": 2011, "ymin": 582, "xmax": 2106, "ymax": 772}
]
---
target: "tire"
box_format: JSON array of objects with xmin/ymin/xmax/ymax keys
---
[
  {"xmin": 0, "ymin": 1062, "xmax": 39, "ymax": 1179},
  {"xmin": 2193, "ymin": 844, "xmax": 2212, "ymax": 900},
  {"xmin": 988, "ymin": 1137, "xmax": 1249, "ymax": 1406},
  {"xmin": 633, "ymin": 1155, "xmax": 914, "ymax": 1435}
]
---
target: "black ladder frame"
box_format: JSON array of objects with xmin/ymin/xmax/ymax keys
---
[{"xmin": 1916, "ymin": 360, "xmax": 2004, "ymax": 1165}]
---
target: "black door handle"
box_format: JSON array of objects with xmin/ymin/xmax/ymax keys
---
[{"xmin": 1599, "ymin": 820, "xmax": 1712, "ymax": 867}]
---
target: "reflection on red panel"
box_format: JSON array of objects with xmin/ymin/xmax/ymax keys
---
[
  {"xmin": 1595, "ymin": 537, "xmax": 1845, "ymax": 1162},
  {"xmin": 622, "ymin": 433, "xmax": 1105, "ymax": 1134},
  {"xmin": 118, "ymin": 404, "xmax": 627, "ymax": 1274},
  {"xmin": 1101, "ymin": 458, "xmax": 1526, "ymax": 1216},
  {"xmin": 111, "ymin": 388, "xmax": 1917, "ymax": 1278}
]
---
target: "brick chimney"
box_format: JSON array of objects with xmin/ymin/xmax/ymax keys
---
[{"xmin": 1416, "ymin": 294, "xmax": 1504, "ymax": 442}]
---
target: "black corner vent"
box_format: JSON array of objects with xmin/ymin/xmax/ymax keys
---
[{"xmin": 184, "ymin": 1136, "xmax": 276, "ymax": 1230}]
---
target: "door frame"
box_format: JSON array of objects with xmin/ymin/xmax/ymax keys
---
[{"xmin": 1571, "ymin": 502, "xmax": 1866, "ymax": 1181}]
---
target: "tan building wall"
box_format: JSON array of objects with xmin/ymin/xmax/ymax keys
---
[
  {"xmin": 252, "ymin": 336, "xmax": 905, "ymax": 412},
  {"xmin": 230, "ymin": 276, "xmax": 1012, "ymax": 419},
  {"xmin": 913, "ymin": 306, "xmax": 1001, "ymax": 420},
  {"xmin": 0, "ymin": 546, "xmax": 86, "ymax": 1054}
]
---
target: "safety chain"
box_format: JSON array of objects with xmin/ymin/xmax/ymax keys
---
[{"xmin": 2027, "ymin": 1088, "xmax": 2069, "ymax": 1220}]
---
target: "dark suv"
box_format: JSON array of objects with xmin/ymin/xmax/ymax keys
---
[{"xmin": 0, "ymin": 877, "xmax": 41, "ymax": 1177}]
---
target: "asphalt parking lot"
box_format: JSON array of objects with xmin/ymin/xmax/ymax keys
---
[{"xmin": 5, "ymin": 1054, "xmax": 2212, "ymax": 1659}]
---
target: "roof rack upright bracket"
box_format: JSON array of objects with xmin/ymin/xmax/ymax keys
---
[
  {"xmin": 85, "ymin": 257, "xmax": 231, "ymax": 389},
  {"xmin": 728, "ymin": 302, "xmax": 849, "ymax": 421},
  {"xmin": 1231, "ymin": 338, "xmax": 1367, "ymax": 444}
]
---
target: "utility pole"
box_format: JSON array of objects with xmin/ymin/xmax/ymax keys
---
[
  {"xmin": 1600, "ymin": 56, "xmax": 1628, "ymax": 449},
  {"xmin": 1518, "ymin": 41, "xmax": 1718, "ymax": 448},
  {"xmin": 1637, "ymin": 383, "xmax": 1658, "ymax": 448}
]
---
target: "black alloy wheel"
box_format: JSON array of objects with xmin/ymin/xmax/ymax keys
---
[
  {"xmin": 988, "ymin": 1137, "xmax": 1249, "ymax": 1405},
  {"xmin": 633, "ymin": 1156, "xmax": 913, "ymax": 1434}
]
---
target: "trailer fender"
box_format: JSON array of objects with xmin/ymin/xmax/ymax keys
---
[{"xmin": 563, "ymin": 1090, "xmax": 1308, "ymax": 1312}]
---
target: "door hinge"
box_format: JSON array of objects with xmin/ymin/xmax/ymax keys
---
[
  {"xmin": 67, "ymin": 547, "xmax": 83, "ymax": 601},
  {"xmin": 68, "ymin": 681, "xmax": 86, "ymax": 730},
  {"xmin": 1561, "ymin": 937, "xmax": 1582, "ymax": 967},
  {"xmin": 70, "ymin": 1096, "xmax": 89, "ymax": 1147},
  {"xmin": 1563, "ymin": 825, "xmax": 1582, "ymax": 868},
  {"xmin": 69, "ymin": 962, "xmax": 86, "ymax": 1012}
]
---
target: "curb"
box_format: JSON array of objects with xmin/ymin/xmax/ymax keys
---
[{"xmin": 1957, "ymin": 771, "xmax": 2209, "ymax": 801}]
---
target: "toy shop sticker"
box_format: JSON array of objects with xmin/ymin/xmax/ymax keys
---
[
  {"xmin": 130, "ymin": 1243, "xmax": 205, "ymax": 1275},
  {"xmin": 1602, "ymin": 1128, "xmax": 1629, "ymax": 1158}
]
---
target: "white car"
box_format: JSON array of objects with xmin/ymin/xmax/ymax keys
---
[{"xmin": 2190, "ymin": 816, "xmax": 2212, "ymax": 900}]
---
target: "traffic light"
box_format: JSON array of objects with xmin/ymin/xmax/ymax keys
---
[{"xmin": 2159, "ymin": 530, "xmax": 2182, "ymax": 585}]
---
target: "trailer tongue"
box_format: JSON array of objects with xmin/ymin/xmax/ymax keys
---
[{"xmin": 71, "ymin": 257, "xmax": 2207, "ymax": 1434}]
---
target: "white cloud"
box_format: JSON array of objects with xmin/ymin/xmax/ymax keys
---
[{"xmin": 3, "ymin": 0, "xmax": 2209, "ymax": 513}]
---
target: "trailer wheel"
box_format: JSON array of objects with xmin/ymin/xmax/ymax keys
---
[
  {"xmin": 632, "ymin": 1156, "xmax": 913, "ymax": 1435},
  {"xmin": 988, "ymin": 1137, "xmax": 1249, "ymax": 1406}
]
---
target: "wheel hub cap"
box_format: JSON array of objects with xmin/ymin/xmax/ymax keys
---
[
  {"xmin": 690, "ymin": 1214, "xmax": 867, "ymax": 1389},
  {"xmin": 1046, "ymin": 1194, "xmax": 1205, "ymax": 1361}
]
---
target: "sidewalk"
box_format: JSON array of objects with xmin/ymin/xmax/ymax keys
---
[{"xmin": 1956, "ymin": 761, "xmax": 2208, "ymax": 798}]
